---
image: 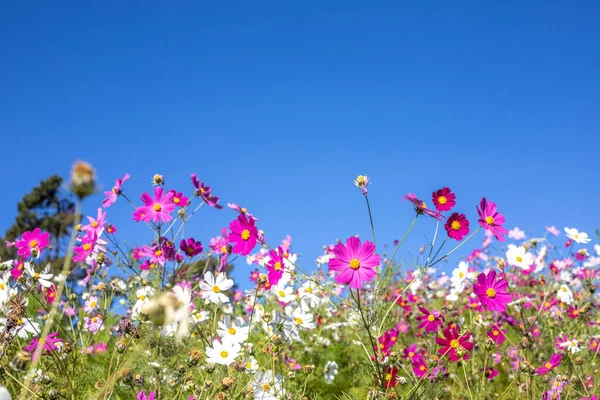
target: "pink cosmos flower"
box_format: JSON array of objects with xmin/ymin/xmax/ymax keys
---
[
  {"xmin": 327, "ymin": 236, "xmax": 380, "ymax": 289},
  {"xmin": 137, "ymin": 391, "xmax": 156, "ymax": 400},
  {"xmin": 266, "ymin": 246, "xmax": 286, "ymax": 285},
  {"xmin": 567, "ymin": 305, "xmax": 580, "ymax": 319},
  {"xmin": 84, "ymin": 315, "xmax": 103, "ymax": 334},
  {"xmin": 508, "ymin": 227, "xmax": 526, "ymax": 240},
  {"xmin": 191, "ymin": 173, "xmax": 222, "ymax": 209},
  {"xmin": 546, "ymin": 226, "xmax": 560, "ymax": 236},
  {"xmin": 416, "ymin": 307, "xmax": 444, "ymax": 333},
  {"xmin": 227, "ymin": 202, "xmax": 258, "ymax": 221},
  {"xmin": 444, "ymin": 213, "xmax": 470, "ymax": 241},
  {"xmin": 472, "ymin": 270, "xmax": 512, "ymax": 312},
  {"xmin": 140, "ymin": 244, "xmax": 166, "ymax": 266},
  {"xmin": 15, "ymin": 228, "xmax": 50, "ymax": 258},
  {"xmin": 436, "ymin": 325, "xmax": 473, "ymax": 362},
  {"xmin": 485, "ymin": 368, "xmax": 499, "ymax": 380},
  {"xmin": 476, "ymin": 198, "xmax": 508, "ymax": 242},
  {"xmin": 535, "ymin": 353, "xmax": 562, "ymax": 375},
  {"xmin": 84, "ymin": 296, "xmax": 99, "ymax": 314},
  {"xmin": 106, "ymin": 224, "xmax": 117, "ymax": 234},
  {"xmin": 23, "ymin": 332, "xmax": 62, "ymax": 361},
  {"xmin": 73, "ymin": 231, "xmax": 98, "ymax": 263},
  {"xmin": 228, "ymin": 214, "xmax": 258, "ymax": 256},
  {"xmin": 180, "ymin": 238, "xmax": 203, "ymax": 257},
  {"xmin": 432, "ymin": 187, "xmax": 456, "ymax": 212},
  {"xmin": 169, "ymin": 190, "xmax": 189, "ymax": 207},
  {"xmin": 487, "ymin": 324, "xmax": 506, "ymax": 344},
  {"xmin": 412, "ymin": 356, "xmax": 428, "ymax": 378},
  {"xmin": 134, "ymin": 187, "xmax": 176, "ymax": 224},
  {"xmin": 82, "ymin": 208, "xmax": 106, "ymax": 234},
  {"xmin": 403, "ymin": 193, "xmax": 443, "ymax": 220},
  {"xmin": 102, "ymin": 173, "xmax": 130, "ymax": 208}
]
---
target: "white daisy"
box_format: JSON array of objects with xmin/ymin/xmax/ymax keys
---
[
  {"xmin": 205, "ymin": 338, "xmax": 241, "ymax": 366},
  {"xmin": 557, "ymin": 284, "xmax": 574, "ymax": 305},
  {"xmin": 217, "ymin": 316, "xmax": 249, "ymax": 345},
  {"xmin": 199, "ymin": 271, "xmax": 233, "ymax": 304},
  {"xmin": 564, "ymin": 227, "xmax": 591, "ymax": 244},
  {"xmin": 506, "ymin": 245, "xmax": 535, "ymax": 269}
]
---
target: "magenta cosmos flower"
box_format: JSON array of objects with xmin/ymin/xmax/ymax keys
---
[
  {"xmin": 472, "ymin": 270, "xmax": 512, "ymax": 312},
  {"xmin": 228, "ymin": 214, "xmax": 258, "ymax": 256},
  {"xmin": 444, "ymin": 212, "xmax": 470, "ymax": 241},
  {"xmin": 24, "ymin": 331, "xmax": 62, "ymax": 361},
  {"xmin": 432, "ymin": 187, "xmax": 456, "ymax": 212},
  {"xmin": 15, "ymin": 228, "xmax": 50, "ymax": 258},
  {"xmin": 102, "ymin": 173, "xmax": 130, "ymax": 208},
  {"xmin": 403, "ymin": 193, "xmax": 443, "ymax": 220},
  {"xmin": 416, "ymin": 307, "xmax": 444, "ymax": 333},
  {"xmin": 266, "ymin": 246, "xmax": 286, "ymax": 285},
  {"xmin": 191, "ymin": 173, "xmax": 222, "ymax": 209},
  {"xmin": 327, "ymin": 236, "xmax": 380, "ymax": 289},
  {"xmin": 535, "ymin": 353, "xmax": 562, "ymax": 375},
  {"xmin": 134, "ymin": 187, "xmax": 176, "ymax": 224},
  {"xmin": 180, "ymin": 238, "xmax": 203, "ymax": 257},
  {"xmin": 476, "ymin": 198, "xmax": 508, "ymax": 242},
  {"xmin": 436, "ymin": 325, "xmax": 474, "ymax": 362}
]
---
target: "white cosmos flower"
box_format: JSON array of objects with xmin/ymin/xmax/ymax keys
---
[
  {"xmin": 132, "ymin": 286, "xmax": 155, "ymax": 317},
  {"xmin": 0, "ymin": 317, "xmax": 40, "ymax": 339},
  {"xmin": 205, "ymin": 338, "xmax": 241, "ymax": 366},
  {"xmin": 190, "ymin": 310, "xmax": 209, "ymax": 324},
  {"xmin": 506, "ymin": 245, "xmax": 535, "ymax": 269},
  {"xmin": 286, "ymin": 306, "xmax": 315, "ymax": 330},
  {"xmin": 557, "ymin": 284, "xmax": 574, "ymax": 305},
  {"xmin": 250, "ymin": 370, "xmax": 284, "ymax": 400},
  {"xmin": 200, "ymin": 271, "xmax": 233, "ymax": 304},
  {"xmin": 244, "ymin": 357, "xmax": 259, "ymax": 374},
  {"xmin": 24, "ymin": 262, "xmax": 53, "ymax": 288},
  {"xmin": 298, "ymin": 281, "xmax": 321, "ymax": 311},
  {"xmin": 450, "ymin": 262, "xmax": 473, "ymax": 287},
  {"xmin": 0, "ymin": 272, "xmax": 11, "ymax": 306},
  {"xmin": 271, "ymin": 282, "xmax": 295, "ymax": 304},
  {"xmin": 559, "ymin": 338, "xmax": 581, "ymax": 354},
  {"xmin": 446, "ymin": 287, "xmax": 461, "ymax": 302},
  {"xmin": 564, "ymin": 227, "xmax": 591, "ymax": 244},
  {"xmin": 217, "ymin": 316, "xmax": 249, "ymax": 345},
  {"xmin": 324, "ymin": 360, "xmax": 339, "ymax": 384},
  {"xmin": 595, "ymin": 244, "xmax": 600, "ymax": 256}
]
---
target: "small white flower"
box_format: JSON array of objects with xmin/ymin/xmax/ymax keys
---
[
  {"xmin": 271, "ymin": 282, "xmax": 296, "ymax": 304},
  {"xmin": 205, "ymin": 338, "xmax": 241, "ymax": 366},
  {"xmin": 190, "ymin": 310, "xmax": 209, "ymax": 324},
  {"xmin": 564, "ymin": 227, "xmax": 591, "ymax": 244},
  {"xmin": 132, "ymin": 286, "xmax": 155, "ymax": 317},
  {"xmin": 286, "ymin": 306, "xmax": 315, "ymax": 330},
  {"xmin": 324, "ymin": 360, "xmax": 339, "ymax": 383},
  {"xmin": 506, "ymin": 245, "xmax": 535, "ymax": 270},
  {"xmin": 24, "ymin": 262, "xmax": 53, "ymax": 288},
  {"xmin": 450, "ymin": 262, "xmax": 474, "ymax": 287},
  {"xmin": 217, "ymin": 316, "xmax": 249, "ymax": 345},
  {"xmin": 244, "ymin": 357, "xmax": 259, "ymax": 374},
  {"xmin": 250, "ymin": 370, "xmax": 284, "ymax": 399},
  {"xmin": 557, "ymin": 284, "xmax": 574, "ymax": 305},
  {"xmin": 199, "ymin": 271, "xmax": 233, "ymax": 304}
]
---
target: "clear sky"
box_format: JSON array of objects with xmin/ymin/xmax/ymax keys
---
[{"xmin": 1, "ymin": 2, "xmax": 599, "ymax": 287}]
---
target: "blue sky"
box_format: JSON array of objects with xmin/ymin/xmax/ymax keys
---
[{"xmin": 1, "ymin": 2, "xmax": 599, "ymax": 287}]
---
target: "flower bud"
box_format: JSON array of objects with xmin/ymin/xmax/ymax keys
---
[
  {"xmin": 286, "ymin": 371, "xmax": 296, "ymax": 380},
  {"xmin": 221, "ymin": 376, "xmax": 235, "ymax": 390},
  {"xmin": 71, "ymin": 160, "xmax": 96, "ymax": 199},
  {"xmin": 152, "ymin": 174, "xmax": 164, "ymax": 185},
  {"xmin": 206, "ymin": 363, "xmax": 216, "ymax": 373}
]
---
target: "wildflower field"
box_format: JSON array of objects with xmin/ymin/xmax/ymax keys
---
[{"xmin": 0, "ymin": 164, "xmax": 598, "ymax": 400}]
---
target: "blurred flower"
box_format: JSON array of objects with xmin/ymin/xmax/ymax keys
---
[{"xmin": 564, "ymin": 227, "xmax": 591, "ymax": 244}]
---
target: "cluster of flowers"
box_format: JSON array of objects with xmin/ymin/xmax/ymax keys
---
[{"xmin": 0, "ymin": 170, "xmax": 597, "ymax": 400}]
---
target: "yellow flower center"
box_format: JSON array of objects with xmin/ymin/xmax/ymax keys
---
[
  {"xmin": 544, "ymin": 301, "xmax": 550, "ymax": 307},
  {"xmin": 241, "ymin": 207, "xmax": 247, "ymax": 213},
  {"xmin": 0, "ymin": 283, "xmax": 4, "ymax": 290},
  {"xmin": 427, "ymin": 315, "xmax": 435, "ymax": 322},
  {"xmin": 493, "ymin": 330, "xmax": 499, "ymax": 336},
  {"xmin": 139, "ymin": 295, "xmax": 146, "ymax": 300},
  {"xmin": 486, "ymin": 288, "xmax": 496, "ymax": 298},
  {"xmin": 29, "ymin": 240, "xmax": 38, "ymax": 248},
  {"xmin": 561, "ymin": 287, "xmax": 567, "ymax": 292},
  {"xmin": 573, "ymin": 310, "xmax": 579, "ymax": 315},
  {"xmin": 220, "ymin": 351, "xmax": 228, "ymax": 358},
  {"xmin": 459, "ymin": 272, "xmax": 465, "ymax": 278},
  {"xmin": 228, "ymin": 327, "xmax": 236, "ymax": 335},
  {"xmin": 155, "ymin": 250, "xmax": 162, "ymax": 256},
  {"xmin": 246, "ymin": 362, "xmax": 252, "ymax": 369},
  {"xmin": 450, "ymin": 339, "xmax": 460, "ymax": 348},
  {"xmin": 451, "ymin": 221, "xmax": 461, "ymax": 231},
  {"xmin": 241, "ymin": 229, "xmax": 251, "ymax": 240},
  {"xmin": 221, "ymin": 245, "xmax": 227, "ymax": 254},
  {"xmin": 262, "ymin": 383, "xmax": 271, "ymax": 391},
  {"xmin": 438, "ymin": 196, "xmax": 447, "ymax": 205},
  {"xmin": 356, "ymin": 175, "xmax": 366, "ymax": 184},
  {"xmin": 174, "ymin": 197, "xmax": 180, "ymax": 204},
  {"xmin": 408, "ymin": 352, "xmax": 414, "ymax": 358},
  {"xmin": 385, "ymin": 373, "xmax": 392, "ymax": 381},
  {"xmin": 485, "ymin": 216, "xmax": 494, "ymax": 225},
  {"xmin": 83, "ymin": 243, "xmax": 92, "ymax": 251},
  {"xmin": 349, "ymin": 259, "xmax": 361, "ymax": 270},
  {"xmin": 295, "ymin": 317, "xmax": 303, "ymax": 325},
  {"xmin": 278, "ymin": 291, "xmax": 286, "ymax": 297},
  {"xmin": 90, "ymin": 301, "xmax": 97, "ymax": 308},
  {"xmin": 421, "ymin": 202, "xmax": 427, "ymax": 209},
  {"xmin": 545, "ymin": 362, "xmax": 552, "ymax": 369},
  {"xmin": 305, "ymin": 287, "xmax": 312, "ymax": 293},
  {"xmin": 153, "ymin": 204, "xmax": 161, "ymax": 212},
  {"xmin": 274, "ymin": 262, "xmax": 282, "ymax": 271},
  {"xmin": 212, "ymin": 286, "xmax": 220, "ymax": 293},
  {"xmin": 92, "ymin": 317, "xmax": 98, "ymax": 323},
  {"xmin": 419, "ymin": 365, "xmax": 426, "ymax": 371}
]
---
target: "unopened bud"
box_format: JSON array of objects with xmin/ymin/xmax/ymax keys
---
[
  {"xmin": 152, "ymin": 174, "xmax": 164, "ymax": 185},
  {"xmin": 287, "ymin": 371, "xmax": 296, "ymax": 380},
  {"xmin": 71, "ymin": 160, "xmax": 96, "ymax": 199}
]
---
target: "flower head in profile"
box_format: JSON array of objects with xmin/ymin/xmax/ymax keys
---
[
  {"xmin": 228, "ymin": 214, "xmax": 258, "ymax": 256},
  {"xmin": 432, "ymin": 187, "xmax": 456, "ymax": 212},
  {"xmin": 445, "ymin": 213, "xmax": 470, "ymax": 241},
  {"xmin": 403, "ymin": 194, "xmax": 443, "ymax": 220},
  {"xmin": 191, "ymin": 173, "xmax": 222, "ymax": 209},
  {"xmin": 227, "ymin": 203, "xmax": 258, "ymax": 221},
  {"xmin": 564, "ymin": 227, "xmax": 591, "ymax": 244},
  {"xmin": 134, "ymin": 187, "xmax": 175, "ymax": 224},
  {"xmin": 472, "ymin": 270, "xmax": 512, "ymax": 312},
  {"xmin": 476, "ymin": 198, "xmax": 508, "ymax": 242},
  {"xmin": 102, "ymin": 173, "xmax": 130, "ymax": 208},
  {"xmin": 354, "ymin": 175, "xmax": 370, "ymax": 195},
  {"xmin": 15, "ymin": 228, "xmax": 50, "ymax": 258},
  {"xmin": 327, "ymin": 236, "xmax": 380, "ymax": 289},
  {"xmin": 266, "ymin": 246, "xmax": 286, "ymax": 285}
]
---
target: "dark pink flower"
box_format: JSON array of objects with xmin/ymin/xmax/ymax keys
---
[
  {"xmin": 535, "ymin": 353, "xmax": 562, "ymax": 375},
  {"xmin": 412, "ymin": 356, "xmax": 428, "ymax": 378},
  {"xmin": 24, "ymin": 332, "xmax": 62, "ymax": 361},
  {"xmin": 327, "ymin": 236, "xmax": 380, "ymax": 289},
  {"xmin": 472, "ymin": 270, "xmax": 512, "ymax": 312},
  {"xmin": 169, "ymin": 190, "xmax": 189, "ymax": 207},
  {"xmin": 444, "ymin": 212, "xmax": 470, "ymax": 241},
  {"xmin": 487, "ymin": 324, "xmax": 506, "ymax": 344},
  {"xmin": 134, "ymin": 187, "xmax": 176, "ymax": 224},
  {"xmin": 137, "ymin": 392, "xmax": 156, "ymax": 400},
  {"xmin": 102, "ymin": 173, "xmax": 130, "ymax": 208},
  {"xmin": 476, "ymin": 198, "xmax": 508, "ymax": 242},
  {"xmin": 416, "ymin": 307, "xmax": 444, "ymax": 333},
  {"xmin": 266, "ymin": 247, "xmax": 286, "ymax": 285},
  {"xmin": 191, "ymin": 173, "xmax": 222, "ymax": 209},
  {"xmin": 228, "ymin": 214, "xmax": 258, "ymax": 256},
  {"xmin": 180, "ymin": 238, "xmax": 203, "ymax": 257},
  {"xmin": 432, "ymin": 187, "xmax": 456, "ymax": 212},
  {"xmin": 436, "ymin": 325, "xmax": 473, "ymax": 362},
  {"xmin": 15, "ymin": 228, "xmax": 50, "ymax": 258},
  {"xmin": 567, "ymin": 305, "xmax": 580, "ymax": 319},
  {"xmin": 403, "ymin": 193, "xmax": 443, "ymax": 220}
]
